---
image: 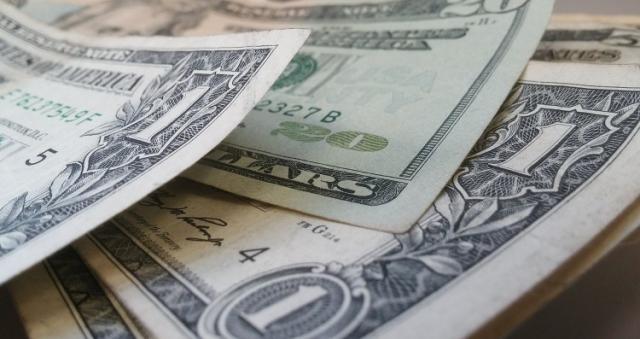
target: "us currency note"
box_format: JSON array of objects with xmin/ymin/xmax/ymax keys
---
[
  {"xmin": 9, "ymin": 247, "xmax": 148, "ymax": 339},
  {"xmin": 15, "ymin": 0, "xmax": 556, "ymax": 232},
  {"xmin": 0, "ymin": 4, "xmax": 307, "ymax": 283},
  {"xmin": 535, "ymin": 15, "xmax": 640, "ymax": 64},
  {"xmin": 71, "ymin": 61, "xmax": 640, "ymax": 338}
]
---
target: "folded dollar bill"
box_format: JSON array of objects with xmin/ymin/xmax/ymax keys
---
[
  {"xmin": 0, "ymin": 3, "xmax": 308, "ymax": 283},
  {"xmin": 67, "ymin": 60, "xmax": 640, "ymax": 338},
  {"xmin": 16, "ymin": 0, "xmax": 556, "ymax": 232}
]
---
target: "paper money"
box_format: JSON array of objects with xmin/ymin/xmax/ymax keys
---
[
  {"xmin": 71, "ymin": 60, "xmax": 640, "ymax": 338},
  {"xmin": 9, "ymin": 247, "xmax": 148, "ymax": 339},
  {"xmin": 0, "ymin": 3, "xmax": 307, "ymax": 283},
  {"xmin": 535, "ymin": 15, "xmax": 640, "ymax": 64},
  {"xmin": 16, "ymin": 0, "xmax": 556, "ymax": 232}
]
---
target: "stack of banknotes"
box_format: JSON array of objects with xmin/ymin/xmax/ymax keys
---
[{"xmin": 0, "ymin": 0, "xmax": 638, "ymax": 338}]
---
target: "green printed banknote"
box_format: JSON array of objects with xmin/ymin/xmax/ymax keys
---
[{"xmin": 18, "ymin": 0, "xmax": 556, "ymax": 232}]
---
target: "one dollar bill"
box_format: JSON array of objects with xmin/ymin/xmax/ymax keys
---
[
  {"xmin": 70, "ymin": 61, "xmax": 640, "ymax": 338},
  {"xmin": 14, "ymin": 0, "xmax": 556, "ymax": 232},
  {"xmin": 0, "ymin": 3, "xmax": 308, "ymax": 283}
]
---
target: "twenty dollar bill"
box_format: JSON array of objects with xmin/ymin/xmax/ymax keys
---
[{"xmin": 17, "ymin": 0, "xmax": 556, "ymax": 232}]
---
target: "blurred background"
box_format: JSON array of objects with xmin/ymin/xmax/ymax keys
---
[
  {"xmin": 556, "ymin": 0, "xmax": 639, "ymax": 14},
  {"xmin": 1, "ymin": 1, "xmax": 640, "ymax": 339}
]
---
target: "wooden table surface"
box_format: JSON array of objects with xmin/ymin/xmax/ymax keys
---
[
  {"xmin": 2, "ymin": 1, "xmax": 639, "ymax": 339},
  {"xmin": 555, "ymin": 0, "xmax": 639, "ymax": 14}
]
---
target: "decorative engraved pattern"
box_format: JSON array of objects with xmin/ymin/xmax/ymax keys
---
[
  {"xmin": 91, "ymin": 223, "xmax": 208, "ymax": 334},
  {"xmin": 0, "ymin": 32, "xmax": 272, "ymax": 255},
  {"xmin": 46, "ymin": 247, "xmax": 135, "ymax": 339},
  {"xmin": 534, "ymin": 27, "xmax": 640, "ymax": 63},
  {"xmin": 92, "ymin": 82, "xmax": 640, "ymax": 338}
]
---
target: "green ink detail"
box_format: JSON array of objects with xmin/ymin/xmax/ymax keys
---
[
  {"xmin": 271, "ymin": 121, "xmax": 330, "ymax": 143},
  {"xmin": 326, "ymin": 131, "xmax": 389, "ymax": 152},
  {"xmin": 271, "ymin": 54, "xmax": 318, "ymax": 91}
]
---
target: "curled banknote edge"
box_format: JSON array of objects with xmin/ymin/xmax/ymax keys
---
[
  {"xmin": 0, "ymin": 3, "xmax": 308, "ymax": 283},
  {"xmin": 15, "ymin": 0, "xmax": 556, "ymax": 232}
]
